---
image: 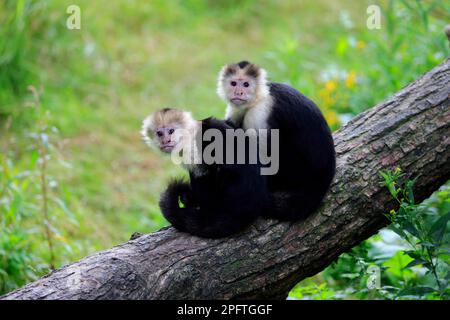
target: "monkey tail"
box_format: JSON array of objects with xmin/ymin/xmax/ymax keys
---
[
  {"xmin": 159, "ymin": 179, "xmax": 253, "ymax": 238},
  {"xmin": 264, "ymin": 188, "xmax": 327, "ymax": 221}
]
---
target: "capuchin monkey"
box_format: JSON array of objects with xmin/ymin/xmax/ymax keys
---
[
  {"xmin": 217, "ymin": 61, "xmax": 336, "ymax": 221},
  {"xmin": 141, "ymin": 108, "xmax": 268, "ymax": 238}
]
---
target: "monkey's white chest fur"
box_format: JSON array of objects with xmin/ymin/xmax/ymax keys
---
[
  {"xmin": 226, "ymin": 99, "xmax": 273, "ymax": 131},
  {"xmin": 242, "ymin": 103, "xmax": 271, "ymax": 130}
]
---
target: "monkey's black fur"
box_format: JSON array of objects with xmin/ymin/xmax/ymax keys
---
[
  {"xmin": 159, "ymin": 75, "xmax": 335, "ymax": 237},
  {"xmin": 237, "ymin": 60, "xmax": 250, "ymax": 68},
  {"xmin": 229, "ymin": 82, "xmax": 336, "ymax": 221},
  {"xmin": 159, "ymin": 118, "xmax": 269, "ymax": 238},
  {"xmin": 265, "ymin": 82, "xmax": 335, "ymax": 220}
]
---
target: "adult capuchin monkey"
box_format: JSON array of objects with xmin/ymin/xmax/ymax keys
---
[
  {"xmin": 217, "ymin": 61, "xmax": 336, "ymax": 221},
  {"xmin": 141, "ymin": 108, "xmax": 268, "ymax": 238}
]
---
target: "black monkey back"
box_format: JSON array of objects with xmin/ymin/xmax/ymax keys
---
[
  {"xmin": 261, "ymin": 82, "xmax": 336, "ymax": 221},
  {"xmin": 159, "ymin": 118, "xmax": 269, "ymax": 238}
]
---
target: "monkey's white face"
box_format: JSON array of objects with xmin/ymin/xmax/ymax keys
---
[
  {"xmin": 224, "ymin": 75, "xmax": 257, "ymax": 107},
  {"xmin": 142, "ymin": 109, "xmax": 198, "ymax": 157},
  {"xmin": 152, "ymin": 123, "xmax": 183, "ymax": 153}
]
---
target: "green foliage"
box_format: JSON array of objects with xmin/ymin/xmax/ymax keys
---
[
  {"xmin": 266, "ymin": 0, "xmax": 449, "ymax": 130},
  {"xmin": 283, "ymin": 1, "xmax": 450, "ymax": 300},
  {"xmin": 289, "ymin": 283, "xmax": 336, "ymax": 300},
  {"xmin": 0, "ymin": 90, "xmax": 85, "ymax": 294},
  {"xmin": 0, "ymin": 0, "xmax": 48, "ymax": 127},
  {"xmin": 0, "ymin": 227, "xmax": 44, "ymax": 294},
  {"xmin": 0, "ymin": 151, "xmax": 48, "ymax": 294},
  {"xmin": 289, "ymin": 174, "xmax": 449, "ymax": 300},
  {"xmin": 380, "ymin": 169, "xmax": 449, "ymax": 299}
]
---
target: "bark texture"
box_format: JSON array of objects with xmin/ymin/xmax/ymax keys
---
[{"xmin": 2, "ymin": 59, "xmax": 449, "ymax": 300}]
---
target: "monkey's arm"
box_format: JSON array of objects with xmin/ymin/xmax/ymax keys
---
[{"xmin": 224, "ymin": 118, "xmax": 240, "ymax": 128}]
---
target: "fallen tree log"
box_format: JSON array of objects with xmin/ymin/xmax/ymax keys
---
[{"xmin": 2, "ymin": 59, "xmax": 449, "ymax": 300}]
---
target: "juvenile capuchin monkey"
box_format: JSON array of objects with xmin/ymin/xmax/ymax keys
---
[
  {"xmin": 217, "ymin": 61, "xmax": 336, "ymax": 221},
  {"xmin": 141, "ymin": 108, "xmax": 268, "ymax": 238}
]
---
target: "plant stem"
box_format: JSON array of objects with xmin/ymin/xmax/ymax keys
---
[
  {"xmin": 39, "ymin": 145, "xmax": 55, "ymax": 270},
  {"xmin": 425, "ymin": 247, "xmax": 442, "ymax": 295}
]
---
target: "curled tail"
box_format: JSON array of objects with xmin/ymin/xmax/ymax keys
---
[
  {"xmin": 264, "ymin": 187, "xmax": 328, "ymax": 221},
  {"xmin": 159, "ymin": 180, "xmax": 256, "ymax": 238}
]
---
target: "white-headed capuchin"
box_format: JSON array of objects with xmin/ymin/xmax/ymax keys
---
[
  {"xmin": 217, "ymin": 61, "xmax": 336, "ymax": 221},
  {"xmin": 141, "ymin": 108, "xmax": 268, "ymax": 238}
]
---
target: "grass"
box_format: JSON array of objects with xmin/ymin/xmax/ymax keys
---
[
  {"xmin": 1, "ymin": 0, "xmax": 372, "ymax": 248},
  {"xmin": 0, "ymin": 0, "xmax": 449, "ymax": 295}
]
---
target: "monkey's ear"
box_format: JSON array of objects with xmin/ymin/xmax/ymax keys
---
[
  {"xmin": 223, "ymin": 64, "xmax": 238, "ymax": 78},
  {"xmin": 245, "ymin": 64, "xmax": 261, "ymax": 79},
  {"xmin": 217, "ymin": 65, "xmax": 234, "ymax": 100},
  {"xmin": 141, "ymin": 116, "xmax": 150, "ymax": 133},
  {"xmin": 141, "ymin": 115, "xmax": 155, "ymax": 145}
]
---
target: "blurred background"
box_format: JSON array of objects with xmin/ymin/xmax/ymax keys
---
[{"xmin": 0, "ymin": 0, "xmax": 449, "ymax": 299}]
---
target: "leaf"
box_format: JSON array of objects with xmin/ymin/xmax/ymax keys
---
[
  {"xmin": 429, "ymin": 212, "xmax": 450, "ymax": 243},
  {"xmin": 402, "ymin": 259, "xmax": 427, "ymax": 269},
  {"xmin": 379, "ymin": 171, "xmax": 390, "ymax": 183},
  {"xmin": 403, "ymin": 221, "xmax": 421, "ymax": 239},
  {"xmin": 405, "ymin": 178, "xmax": 416, "ymax": 204},
  {"xmin": 397, "ymin": 205, "xmax": 407, "ymax": 218},
  {"xmin": 398, "ymin": 286, "xmax": 435, "ymax": 297},
  {"xmin": 404, "ymin": 250, "xmax": 421, "ymax": 260},
  {"xmin": 29, "ymin": 150, "xmax": 39, "ymax": 167},
  {"xmin": 336, "ymin": 38, "xmax": 348, "ymax": 56},
  {"xmin": 341, "ymin": 273, "xmax": 360, "ymax": 279},
  {"xmin": 383, "ymin": 252, "xmax": 414, "ymax": 278},
  {"xmin": 388, "ymin": 224, "xmax": 407, "ymax": 238},
  {"xmin": 387, "ymin": 183, "xmax": 398, "ymax": 198},
  {"xmin": 418, "ymin": 241, "xmax": 435, "ymax": 248}
]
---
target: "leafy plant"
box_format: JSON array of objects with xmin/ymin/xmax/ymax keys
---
[
  {"xmin": 380, "ymin": 169, "xmax": 449, "ymax": 299},
  {"xmin": 289, "ymin": 173, "xmax": 449, "ymax": 300},
  {"xmin": 289, "ymin": 283, "xmax": 336, "ymax": 300},
  {"xmin": 0, "ymin": 0, "xmax": 49, "ymax": 127},
  {"xmin": 0, "ymin": 135, "xmax": 48, "ymax": 294},
  {"xmin": 0, "ymin": 87, "xmax": 78, "ymax": 294},
  {"xmin": 288, "ymin": 0, "xmax": 449, "ymax": 299}
]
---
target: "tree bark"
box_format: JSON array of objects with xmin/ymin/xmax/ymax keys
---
[{"xmin": 2, "ymin": 59, "xmax": 449, "ymax": 300}]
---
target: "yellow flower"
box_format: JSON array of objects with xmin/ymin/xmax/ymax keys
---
[
  {"xmin": 390, "ymin": 209, "xmax": 396, "ymax": 215},
  {"xmin": 325, "ymin": 80, "xmax": 337, "ymax": 92},
  {"xmin": 395, "ymin": 167, "xmax": 402, "ymax": 174},
  {"xmin": 325, "ymin": 110, "xmax": 339, "ymax": 127},
  {"xmin": 54, "ymin": 234, "xmax": 67, "ymax": 243},
  {"xmin": 345, "ymin": 71, "xmax": 357, "ymax": 89},
  {"xmin": 325, "ymin": 96, "xmax": 334, "ymax": 106},
  {"xmin": 318, "ymin": 90, "xmax": 327, "ymax": 98},
  {"xmin": 356, "ymin": 40, "xmax": 366, "ymax": 49}
]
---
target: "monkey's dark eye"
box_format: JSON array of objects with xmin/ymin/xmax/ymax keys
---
[
  {"xmin": 168, "ymin": 128, "xmax": 174, "ymax": 134},
  {"xmin": 243, "ymin": 82, "xmax": 249, "ymax": 87},
  {"xmin": 156, "ymin": 131, "xmax": 163, "ymax": 137},
  {"xmin": 230, "ymin": 81, "xmax": 237, "ymax": 87}
]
